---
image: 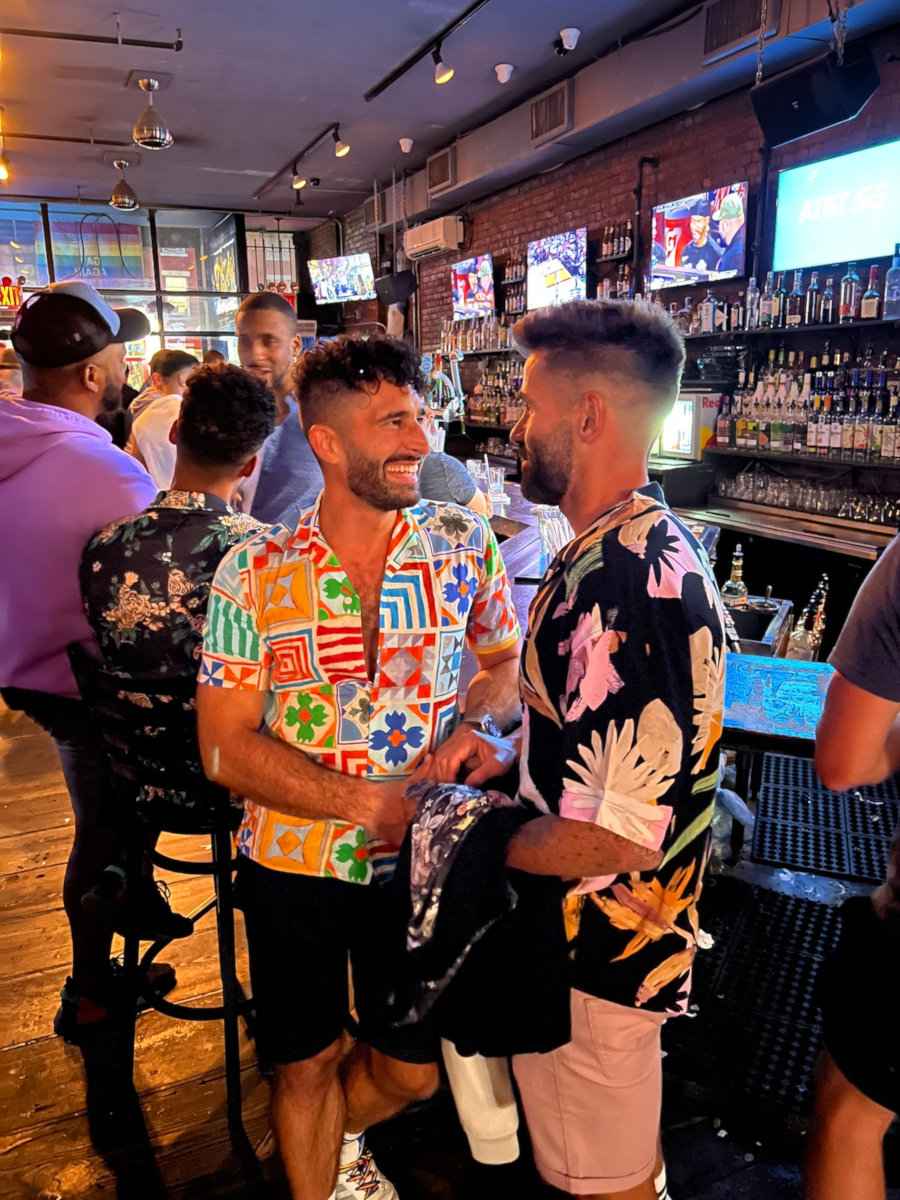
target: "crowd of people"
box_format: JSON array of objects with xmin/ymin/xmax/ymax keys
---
[{"xmin": 0, "ymin": 282, "xmax": 897, "ymax": 1200}]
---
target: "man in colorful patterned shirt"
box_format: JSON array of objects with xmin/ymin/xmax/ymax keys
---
[
  {"xmin": 197, "ymin": 335, "xmax": 522, "ymax": 1200},
  {"xmin": 434, "ymin": 300, "xmax": 727, "ymax": 1200},
  {"xmin": 78, "ymin": 364, "xmax": 274, "ymax": 936}
]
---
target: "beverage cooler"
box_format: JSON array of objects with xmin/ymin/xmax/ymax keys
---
[{"xmin": 648, "ymin": 388, "xmax": 719, "ymax": 507}]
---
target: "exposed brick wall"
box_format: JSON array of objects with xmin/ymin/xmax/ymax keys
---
[
  {"xmin": 410, "ymin": 30, "xmax": 900, "ymax": 351},
  {"xmin": 308, "ymin": 220, "xmax": 338, "ymax": 260}
]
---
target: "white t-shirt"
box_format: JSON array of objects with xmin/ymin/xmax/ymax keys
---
[{"xmin": 131, "ymin": 393, "xmax": 182, "ymax": 489}]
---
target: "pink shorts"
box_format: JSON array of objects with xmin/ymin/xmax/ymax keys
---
[{"xmin": 513, "ymin": 990, "xmax": 667, "ymax": 1195}]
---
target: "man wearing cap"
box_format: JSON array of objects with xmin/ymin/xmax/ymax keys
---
[
  {"xmin": 679, "ymin": 210, "xmax": 722, "ymax": 274},
  {"xmin": 0, "ymin": 281, "xmax": 176, "ymax": 1042},
  {"xmin": 714, "ymin": 193, "xmax": 746, "ymax": 276}
]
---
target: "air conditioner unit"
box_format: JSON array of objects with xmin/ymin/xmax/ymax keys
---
[
  {"xmin": 403, "ymin": 216, "xmax": 464, "ymax": 259},
  {"xmin": 363, "ymin": 191, "xmax": 385, "ymax": 231},
  {"xmin": 703, "ymin": 0, "xmax": 782, "ymax": 65},
  {"xmin": 427, "ymin": 146, "xmax": 457, "ymax": 200},
  {"xmin": 530, "ymin": 79, "xmax": 574, "ymax": 148}
]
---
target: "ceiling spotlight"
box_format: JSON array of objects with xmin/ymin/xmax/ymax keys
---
[
  {"xmin": 292, "ymin": 174, "xmax": 308, "ymax": 190},
  {"xmin": 432, "ymin": 44, "xmax": 454, "ymax": 85},
  {"xmin": 132, "ymin": 77, "xmax": 174, "ymax": 150},
  {"xmin": 399, "ymin": 137, "xmax": 414, "ymax": 154},
  {"xmin": 494, "ymin": 63, "xmax": 515, "ymax": 84},
  {"xmin": 554, "ymin": 26, "xmax": 581, "ymax": 55},
  {"xmin": 333, "ymin": 126, "xmax": 350, "ymax": 157},
  {"xmin": 109, "ymin": 160, "xmax": 140, "ymax": 211}
]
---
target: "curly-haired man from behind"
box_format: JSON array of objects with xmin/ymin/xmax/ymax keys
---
[{"xmin": 73, "ymin": 366, "xmax": 276, "ymax": 1036}]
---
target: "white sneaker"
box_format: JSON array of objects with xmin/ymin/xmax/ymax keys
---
[{"xmin": 335, "ymin": 1139, "xmax": 398, "ymax": 1200}]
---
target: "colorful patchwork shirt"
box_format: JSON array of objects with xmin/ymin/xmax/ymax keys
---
[
  {"xmin": 519, "ymin": 483, "xmax": 727, "ymax": 1014},
  {"xmin": 200, "ymin": 499, "xmax": 520, "ymax": 883}
]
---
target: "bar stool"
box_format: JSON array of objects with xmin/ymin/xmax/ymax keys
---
[{"xmin": 67, "ymin": 643, "xmax": 259, "ymax": 1175}]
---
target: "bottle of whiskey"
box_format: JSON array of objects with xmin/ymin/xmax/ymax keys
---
[
  {"xmin": 820, "ymin": 277, "xmax": 836, "ymax": 324},
  {"xmin": 804, "ymin": 271, "xmax": 822, "ymax": 325},
  {"xmin": 853, "ymin": 372, "xmax": 872, "ymax": 462},
  {"xmin": 700, "ymin": 290, "xmax": 717, "ymax": 334},
  {"xmin": 839, "ymin": 263, "xmax": 862, "ymax": 323},
  {"xmin": 860, "ymin": 266, "xmax": 882, "ymax": 320},
  {"xmin": 721, "ymin": 544, "xmax": 749, "ymax": 609},
  {"xmin": 744, "ymin": 276, "xmax": 760, "ymax": 329},
  {"xmin": 624, "ymin": 219, "xmax": 633, "ymax": 256},
  {"xmin": 772, "ymin": 273, "xmax": 787, "ymax": 328},
  {"xmin": 786, "ymin": 605, "xmax": 818, "ymax": 661},
  {"xmin": 785, "ymin": 270, "xmax": 805, "ymax": 327}
]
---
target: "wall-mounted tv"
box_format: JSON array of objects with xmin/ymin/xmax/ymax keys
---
[
  {"xmin": 308, "ymin": 253, "xmax": 376, "ymax": 304},
  {"xmin": 773, "ymin": 137, "xmax": 900, "ymax": 273},
  {"xmin": 451, "ymin": 254, "xmax": 496, "ymax": 319},
  {"xmin": 650, "ymin": 182, "xmax": 748, "ymax": 290},
  {"xmin": 527, "ymin": 228, "xmax": 587, "ymax": 309}
]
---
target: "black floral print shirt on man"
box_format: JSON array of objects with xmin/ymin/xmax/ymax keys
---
[
  {"xmin": 79, "ymin": 490, "xmax": 261, "ymax": 685},
  {"xmin": 520, "ymin": 483, "xmax": 727, "ymax": 1015}
]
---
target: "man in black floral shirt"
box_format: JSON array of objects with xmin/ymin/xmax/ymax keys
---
[
  {"xmin": 436, "ymin": 301, "xmax": 727, "ymax": 1200},
  {"xmin": 77, "ymin": 365, "xmax": 274, "ymax": 946}
]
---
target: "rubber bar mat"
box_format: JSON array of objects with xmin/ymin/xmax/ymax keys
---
[
  {"xmin": 664, "ymin": 876, "xmax": 842, "ymax": 1113},
  {"xmin": 749, "ymin": 764, "xmax": 898, "ymax": 884}
]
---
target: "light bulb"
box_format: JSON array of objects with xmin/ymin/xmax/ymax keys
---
[
  {"xmin": 332, "ymin": 127, "xmax": 350, "ymax": 158},
  {"xmin": 292, "ymin": 174, "xmax": 308, "ymax": 189},
  {"xmin": 432, "ymin": 46, "xmax": 454, "ymax": 85},
  {"xmin": 0, "ymin": 154, "xmax": 9, "ymax": 184}
]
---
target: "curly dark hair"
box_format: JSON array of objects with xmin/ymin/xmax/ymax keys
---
[
  {"xmin": 178, "ymin": 364, "xmax": 276, "ymax": 468},
  {"xmin": 513, "ymin": 299, "xmax": 685, "ymax": 403},
  {"xmin": 294, "ymin": 335, "xmax": 423, "ymax": 430}
]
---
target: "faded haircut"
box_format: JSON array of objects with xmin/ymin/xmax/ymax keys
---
[
  {"xmin": 513, "ymin": 299, "xmax": 686, "ymax": 406},
  {"xmin": 294, "ymin": 334, "xmax": 423, "ymax": 431}
]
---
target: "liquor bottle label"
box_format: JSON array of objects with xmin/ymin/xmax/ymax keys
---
[
  {"xmin": 853, "ymin": 423, "xmax": 868, "ymax": 451},
  {"xmin": 860, "ymin": 297, "xmax": 880, "ymax": 319}
]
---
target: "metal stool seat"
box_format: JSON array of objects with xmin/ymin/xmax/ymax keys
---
[{"xmin": 67, "ymin": 642, "xmax": 259, "ymax": 1174}]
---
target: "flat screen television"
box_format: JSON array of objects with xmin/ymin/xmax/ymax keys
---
[
  {"xmin": 527, "ymin": 228, "xmax": 587, "ymax": 309},
  {"xmin": 773, "ymin": 137, "xmax": 900, "ymax": 273},
  {"xmin": 650, "ymin": 181, "xmax": 749, "ymax": 290},
  {"xmin": 308, "ymin": 253, "xmax": 376, "ymax": 304},
  {"xmin": 451, "ymin": 254, "xmax": 496, "ymax": 319}
]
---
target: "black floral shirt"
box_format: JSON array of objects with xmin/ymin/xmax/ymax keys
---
[
  {"xmin": 520, "ymin": 483, "xmax": 727, "ymax": 1014},
  {"xmin": 80, "ymin": 491, "xmax": 261, "ymax": 685}
]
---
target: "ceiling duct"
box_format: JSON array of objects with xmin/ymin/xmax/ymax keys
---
[
  {"xmin": 426, "ymin": 146, "xmax": 458, "ymax": 200},
  {"xmin": 529, "ymin": 79, "xmax": 574, "ymax": 148},
  {"xmin": 703, "ymin": 0, "xmax": 783, "ymax": 64}
]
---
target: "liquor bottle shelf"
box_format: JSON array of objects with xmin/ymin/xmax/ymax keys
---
[
  {"xmin": 685, "ymin": 317, "xmax": 900, "ymax": 342},
  {"xmin": 445, "ymin": 347, "xmax": 518, "ymax": 357},
  {"xmin": 705, "ymin": 446, "xmax": 900, "ymax": 471},
  {"xmin": 596, "ymin": 252, "xmax": 631, "ymax": 265},
  {"xmin": 464, "ymin": 421, "xmax": 517, "ymax": 434}
]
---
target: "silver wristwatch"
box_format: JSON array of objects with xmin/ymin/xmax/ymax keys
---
[{"xmin": 461, "ymin": 713, "xmax": 502, "ymax": 738}]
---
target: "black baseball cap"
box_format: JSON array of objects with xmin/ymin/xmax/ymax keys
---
[{"xmin": 12, "ymin": 281, "xmax": 151, "ymax": 368}]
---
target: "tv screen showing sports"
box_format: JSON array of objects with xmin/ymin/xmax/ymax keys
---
[
  {"xmin": 451, "ymin": 254, "xmax": 496, "ymax": 319},
  {"xmin": 527, "ymin": 228, "xmax": 587, "ymax": 309},
  {"xmin": 773, "ymin": 138, "xmax": 900, "ymax": 272},
  {"xmin": 308, "ymin": 253, "xmax": 376, "ymax": 304},
  {"xmin": 650, "ymin": 181, "xmax": 748, "ymax": 290}
]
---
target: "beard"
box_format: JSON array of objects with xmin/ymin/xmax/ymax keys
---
[
  {"xmin": 520, "ymin": 422, "xmax": 573, "ymax": 505},
  {"xmin": 345, "ymin": 445, "xmax": 420, "ymax": 511},
  {"xmin": 100, "ymin": 377, "xmax": 124, "ymax": 414}
]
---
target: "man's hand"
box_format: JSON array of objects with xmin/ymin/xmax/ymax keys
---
[
  {"xmin": 425, "ymin": 727, "xmax": 518, "ymax": 787},
  {"xmin": 366, "ymin": 755, "xmax": 433, "ymax": 846}
]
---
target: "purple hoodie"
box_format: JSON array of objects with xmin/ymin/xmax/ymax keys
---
[{"xmin": 0, "ymin": 396, "xmax": 157, "ymax": 698}]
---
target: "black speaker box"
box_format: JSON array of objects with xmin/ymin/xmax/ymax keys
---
[
  {"xmin": 374, "ymin": 270, "xmax": 417, "ymax": 306},
  {"xmin": 750, "ymin": 41, "xmax": 879, "ymax": 147}
]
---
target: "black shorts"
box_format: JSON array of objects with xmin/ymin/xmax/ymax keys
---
[
  {"xmin": 819, "ymin": 895, "xmax": 900, "ymax": 1114},
  {"xmin": 237, "ymin": 856, "xmax": 439, "ymax": 1067}
]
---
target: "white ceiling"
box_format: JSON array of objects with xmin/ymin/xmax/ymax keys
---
[{"xmin": 0, "ymin": 0, "xmax": 690, "ymax": 221}]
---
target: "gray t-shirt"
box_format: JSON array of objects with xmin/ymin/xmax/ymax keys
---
[
  {"xmin": 418, "ymin": 453, "xmax": 477, "ymax": 507},
  {"xmin": 830, "ymin": 535, "xmax": 900, "ymax": 902}
]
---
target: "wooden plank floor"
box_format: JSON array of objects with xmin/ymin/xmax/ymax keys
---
[{"xmin": 0, "ymin": 703, "xmax": 272, "ymax": 1199}]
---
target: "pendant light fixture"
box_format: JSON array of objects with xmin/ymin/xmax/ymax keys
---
[
  {"xmin": 109, "ymin": 159, "xmax": 140, "ymax": 210},
  {"xmin": 0, "ymin": 107, "xmax": 10, "ymax": 183},
  {"xmin": 132, "ymin": 77, "xmax": 174, "ymax": 150},
  {"xmin": 432, "ymin": 44, "xmax": 454, "ymax": 85},
  {"xmin": 332, "ymin": 126, "xmax": 350, "ymax": 158}
]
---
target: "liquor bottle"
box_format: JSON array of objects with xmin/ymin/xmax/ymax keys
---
[
  {"xmin": 853, "ymin": 372, "xmax": 872, "ymax": 462},
  {"xmin": 883, "ymin": 384, "xmax": 899, "ymax": 462},
  {"xmin": 786, "ymin": 605, "xmax": 817, "ymax": 661},
  {"xmin": 716, "ymin": 393, "xmax": 734, "ymax": 448},
  {"xmin": 817, "ymin": 392, "xmax": 832, "ymax": 458},
  {"xmin": 869, "ymin": 371, "xmax": 887, "ymax": 462},
  {"xmin": 721, "ymin": 544, "xmax": 749, "ymax": 609},
  {"xmin": 745, "ymin": 276, "xmax": 760, "ymax": 329},
  {"xmin": 624, "ymin": 219, "xmax": 633, "ymax": 256},
  {"xmin": 820, "ymin": 277, "xmax": 836, "ymax": 324},
  {"xmin": 700, "ymin": 290, "xmax": 717, "ymax": 334},
  {"xmin": 759, "ymin": 272, "xmax": 775, "ymax": 328},
  {"xmin": 805, "ymin": 381, "xmax": 819, "ymax": 456},
  {"xmin": 829, "ymin": 378, "xmax": 844, "ymax": 460},
  {"xmin": 729, "ymin": 293, "xmax": 745, "ymax": 332},
  {"xmin": 785, "ymin": 270, "xmax": 805, "ymax": 327},
  {"xmin": 860, "ymin": 266, "xmax": 882, "ymax": 320},
  {"xmin": 839, "ymin": 263, "xmax": 862, "ymax": 323},
  {"xmin": 842, "ymin": 370, "xmax": 858, "ymax": 460},
  {"xmin": 757, "ymin": 387, "xmax": 772, "ymax": 452},
  {"xmin": 804, "ymin": 271, "xmax": 822, "ymax": 325},
  {"xmin": 771, "ymin": 273, "xmax": 787, "ymax": 328},
  {"xmin": 885, "ymin": 243, "xmax": 900, "ymax": 319}
]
